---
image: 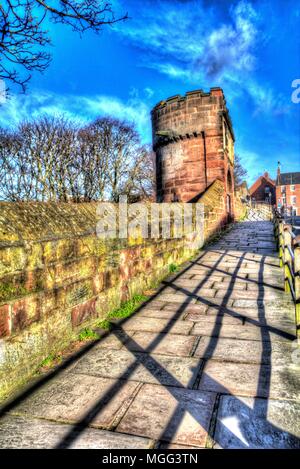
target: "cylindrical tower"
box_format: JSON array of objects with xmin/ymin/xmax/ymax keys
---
[{"xmin": 151, "ymin": 87, "xmax": 235, "ymax": 212}]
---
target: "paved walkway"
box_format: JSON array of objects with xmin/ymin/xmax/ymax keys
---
[{"xmin": 0, "ymin": 221, "xmax": 300, "ymax": 449}]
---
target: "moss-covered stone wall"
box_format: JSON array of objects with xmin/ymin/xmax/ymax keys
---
[{"xmin": 0, "ymin": 180, "xmax": 230, "ymax": 400}]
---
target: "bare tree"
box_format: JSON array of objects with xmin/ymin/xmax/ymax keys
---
[
  {"xmin": 234, "ymin": 154, "xmax": 248, "ymax": 186},
  {"xmin": 0, "ymin": 116, "xmax": 78, "ymax": 201},
  {"xmin": 0, "ymin": 1, "xmax": 128, "ymax": 91},
  {"xmin": 120, "ymin": 145, "xmax": 155, "ymax": 202},
  {"xmin": 77, "ymin": 118, "xmax": 112, "ymax": 201},
  {"xmin": 0, "ymin": 115, "xmax": 155, "ymax": 202}
]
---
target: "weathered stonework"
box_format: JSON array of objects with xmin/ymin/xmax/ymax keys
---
[
  {"xmin": 0, "ymin": 185, "xmax": 228, "ymax": 400},
  {"xmin": 151, "ymin": 88, "xmax": 235, "ymax": 218}
]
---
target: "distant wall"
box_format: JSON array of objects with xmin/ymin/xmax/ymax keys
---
[
  {"xmin": 234, "ymin": 192, "xmax": 248, "ymax": 221},
  {"xmin": 0, "ymin": 180, "xmax": 229, "ymax": 400}
]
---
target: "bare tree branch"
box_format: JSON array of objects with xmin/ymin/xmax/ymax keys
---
[
  {"xmin": 0, "ymin": 115, "xmax": 155, "ymax": 202},
  {"xmin": 0, "ymin": 1, "xmax": 128, "ymax": 91}
]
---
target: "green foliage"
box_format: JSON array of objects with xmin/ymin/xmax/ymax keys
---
[
  {"xmin": 96, "ymin": 319, "xmax": 112, "ymax": 331},
  {"xmin": 107, "ymin": 294, "xmax": 148, "ymax": 320},
  {"xmin": 0, "ymin": 283, "xmax": 29, "ymax": 302},
  {"xmin": 78, "ymin": 328, "xmax": 100, "ymax": 341},
  {"xmin": 39, "ymin": 353, "xmax": 61, "ymax": 369},
  {"xmin": 168, "ymin": 263, "xmax": 179, "ymax": 273}
]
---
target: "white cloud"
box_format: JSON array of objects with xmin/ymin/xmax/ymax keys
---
[
  {"xmin": 197, "ymin": 0, "xmax": 258, "ymax": 79},
  {"xmin": 116, "ymin": 0, "xmax": 287, "ymax": 116},
  {"xmin": 0, "ymin": 90, "xmax": 152, "ymax": 142},
  {"xmin": 247, "ymin": 80, "xmax": 291, "ymax": 116},
  {"xmin": 117, "ymin": 1, "xmax": 258, "ymax": 79}
]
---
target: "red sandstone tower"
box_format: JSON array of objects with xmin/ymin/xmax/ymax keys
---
[{"xmin": 151, "ymin": 87, "xmax": 235, "ymax": 215}]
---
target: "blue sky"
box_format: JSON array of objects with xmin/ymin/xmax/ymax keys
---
[{"xmin": 1, "ymin": 0, "xmax": 300, "ymax": 184}]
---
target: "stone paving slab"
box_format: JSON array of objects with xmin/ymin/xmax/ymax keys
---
[
  {"xmin": 205, "ymin": 305, "xmax": 295, "ymax": 324},
  {"xmin": 159, "ymin": 443, "xmax": 205, "ymax": 449},
  {"xmin": 194, "ymin": 336, "xmax": 293, "ymax": 365},
  {"xmin": 122, "ymin": 332, "xmax": 196, "ymax": 357},
  {"xmin": 200, "ymin": 310, "xmax": 296, "ymax": 335},
  {"xmin": 218, "ymin": 276, "xmax": 284, "ymax": 292},
  {"xmin": 138, "ymin": 308, "xmax": 186, "ymax": 320},
  {"xmin": 0, "ymin": 415, "xmax": 151, "ymax": 449},
  {"xmin": 211, "ymin": 281, "xmax": 247, "ymax": 290},
  {"xmin": 121, "ymin": 316, "xmax": 193, "ymax": 334},
  {"xmin": 198, "ymin": 361, "xmax": 300, "ymax": 401},
  {"xmin": 232, "ymin": 299, "xmax": 294, "ymax": 312},
  {"xmin": 172, "ymin": 279, "xmax": 216, "ymax": 289},
  {"xmin": 195, "ymin": 297, "xmax": 235, "ymax": 307},
  {"xmin": 186, "ymin": 312, "xmax": 246, "ymax": 325},
  {"xmin": 154, "ymin": 293, "xmax": 197, "ymax": 304},
  {"xmin": 215, "ymin": 289, "xmax": 284, "ymax": 300},
  {"xmin": 163, "ymin": 303, "xmax": 208, "ymax": 314},
  {"xmin": 94, "ymin": 333, "xmax": 127, "ymax": 350},
  {"xmin": 71, "ymin": 348, "xmax": 202, "ymax": 388},
  {"xmin": 214, "ymin": 395, "xmax": 300, "ymax": 448},
  {"xmin": 117, "ymin": 384, "xmax": 216, "ymax": 447},
  {"xmin": 190, "ymin": 322, "xmax": 295, "ymax": 342},
  {"xmin": 8, "ymin": 373, "xmax": 140, "ymax": 429}
]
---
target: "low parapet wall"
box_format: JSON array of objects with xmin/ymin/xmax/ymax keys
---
[{"xmin": 0, "ymin": 180, "xmax": 230, "ymax": 400}]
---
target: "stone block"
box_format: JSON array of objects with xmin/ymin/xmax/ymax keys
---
[
  {"xmin": 214, "ymin": 395, "xmax": 300, "ymax": 448},
  {"xmin": 71, "ymin": 297, "xmax": 97, "ymax": 327},
  {"xmin": 9, "ymin": 373, "xmax": 139, "ymax": 430},
  {"xmin": 117, "ymin": 384, "xmax": 216, "ymax": 447},
  {"xmin": 0, "ymin": 304, "xmax": 10, "ymax": 338},
  {"xmin": 0, "ymin": 415, "xmax": 151, "ymax": 449},
  {"xmin": 123, "ymin": 332, "xmax": 196, "ymax": 357},
  {"xmin": 121, "ymin": 316, "xmax": 193, "ymax": 335},
  {"xmin": 71, "ymin": 348, "xmax": 202, "ymax": 388}
]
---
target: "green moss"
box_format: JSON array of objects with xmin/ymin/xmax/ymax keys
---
[
  {"xmin": 78, "ymin": 328, "xmax": 100, "ymax": 341},
  {"xmin": 0, "ymin": 282, "xmax": 29, "ymax": 302},
  {"xmin": 39, "ymin": 353, "xmax": 61, "ymax": 369},
  {"xmin": 107, "ymin": 294, "xmax": 148, "ymax": 320},
  {"xmin": 96, "ymin": 319, "xmax": 112, "ymax": 331},
  {"xmin": 168, "ymin": 263, "xmax": 179, "ymax": 273}
]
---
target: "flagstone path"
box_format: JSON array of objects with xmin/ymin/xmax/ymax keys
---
[{"xmin": 0, "ymin": 220, "xmax": 300, "ymax": 449}]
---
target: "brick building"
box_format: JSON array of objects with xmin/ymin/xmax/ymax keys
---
[
  {"xmin": 276, "ymin": 170, "xmax": 300, "ymax": 215},
  {"xmin": 151, "ymin": 88, "xmax": 235, "ymax": 217},
  {"xmin": 249, "ymin": 172, "xmax": 276, "ymax": 204}
]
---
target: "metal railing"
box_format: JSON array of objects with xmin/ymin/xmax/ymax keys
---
[{"xmin": 273, "ymin": 208, "xmax": 300, "ymax": 337}]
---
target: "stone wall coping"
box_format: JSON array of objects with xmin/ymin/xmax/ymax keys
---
[{"xmin": 151, "ymin": 87, "xmax": 224, "ymax": 112}]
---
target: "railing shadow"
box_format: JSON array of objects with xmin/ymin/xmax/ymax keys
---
[{"xmin": 0, "ymin": 221, "xmax": 299, "ymax": 448}]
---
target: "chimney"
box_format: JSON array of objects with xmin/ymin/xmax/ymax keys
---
[{"xmin": 277, "ymin": 161, "xmax": 281, "ymax": 184}]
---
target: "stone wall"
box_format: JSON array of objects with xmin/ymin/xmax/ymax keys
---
[
  {"xmin": 0, "ymin": 181, "xmax": 236, "ymax": 400},
  {"xmin": 234, "ymin": 195, "xmax": 248, "ymax": 221}
]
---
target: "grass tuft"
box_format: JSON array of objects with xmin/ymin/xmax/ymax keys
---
[
  {"xmin": 96, "ymin": 319, "xmax": 112, "ymax": 331},
  {"xmin": 168, "ymin": 263, "xmax": 179, "ymax": 273},
  {"xmin": 38, "ymin": 353, "xmax": 61, "ymax": 370},
  {"xmin": 107, "ymin": 294, "xmax": 148, "ymax": 320},
  {"xmin": 78, "ymin": 328, "xmax": 100, "ymax": 341}
]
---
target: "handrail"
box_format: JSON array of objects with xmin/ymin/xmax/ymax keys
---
[{"xmin": 273, "ymin": 208, "xmax": 300, "ymax": 337}]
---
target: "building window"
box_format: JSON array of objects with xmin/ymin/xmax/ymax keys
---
[
  {"xmin": 291, "ymin": 185, "xmax": 296, "ymax": 191},
  {"xmin": 291, "ymin": 196, "xmax": 297, "ymax": 205},
  {"xmin": 281, "ymin": 186, "xmax": 286, "ymax": 193}
]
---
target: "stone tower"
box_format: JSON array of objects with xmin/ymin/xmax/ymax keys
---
[{"xmin": 151, "ymin": 87, "xmax": 235, "ymax": 215}]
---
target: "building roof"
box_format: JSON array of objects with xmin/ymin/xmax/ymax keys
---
[
  {"xmin": 249, "ymin": 172, "xmax": 275, "ymax": 195},
  {"xmin": 276, "ymin": 172, "xmax": 300, "ymax": 186}
]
